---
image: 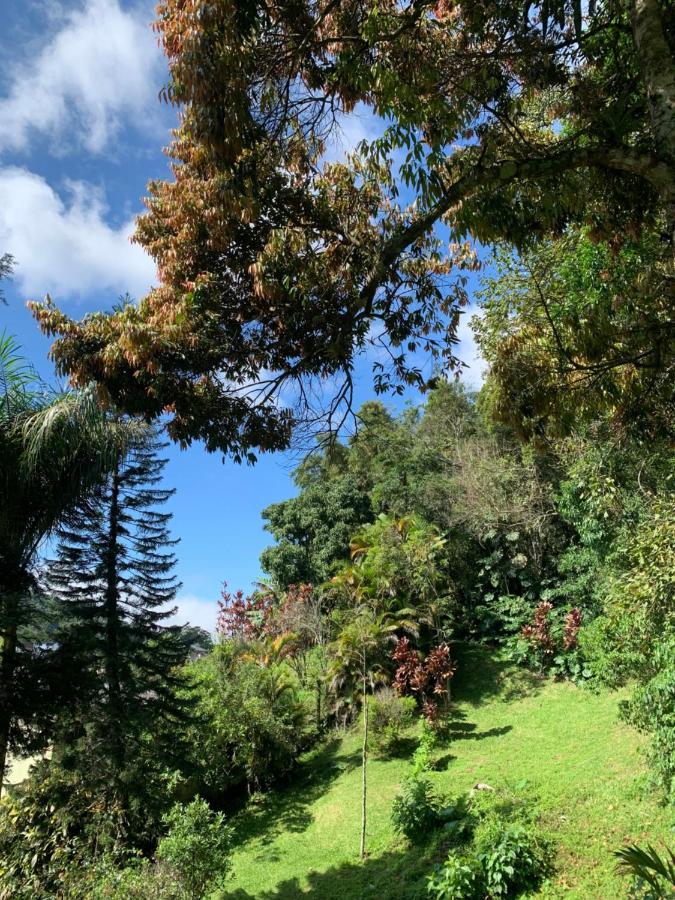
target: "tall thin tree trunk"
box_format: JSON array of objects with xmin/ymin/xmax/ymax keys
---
[
  {"xmin": 104, "ymin": 456, "xmax": 124, "ymax": 769},
  {"xmin": 360, "ymin": 668, "xmax": 368, "ymax": 859},
  {"xmin": 0, "ymin": 599, "xmax": 18, "ymax": 797}
]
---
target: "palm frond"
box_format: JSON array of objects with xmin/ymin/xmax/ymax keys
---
[
  {"xmin": 21, "ymin": 385, "xmax": 149, "ymax": 481},
  {"xmin": 614, "ymin": 843, "xmax": 675, "ymax": 894},
  {"xmin": 0, "ymin": 332, "xmax": 43, "ymax": 420}
]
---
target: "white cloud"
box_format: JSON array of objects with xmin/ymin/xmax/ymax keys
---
[
  {"xmin": 0, "ymin": 166, "xmax": 155, "ymax": 299},
  {"xmin": 0, "ymin": 0, "xmax": 164, "ymax": 156},
  {"xmin": 323, "ymin": 105, "xmax": 382, "ymax": 163},
  {"xmin": 168, "ymin": 593, "xmax": 219, "ymax": 636},
  {"xmin": 456, "ymin": 306, "xmax": 487, "ymax": 388}
]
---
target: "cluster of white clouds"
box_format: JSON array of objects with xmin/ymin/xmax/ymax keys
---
[
  {"xmin": 0, "ymin": 167, "xmax": 155, "ymax": 299},
  {"xmin": 0, "ymin": 0, "xmax": 163, "ymax": 157},
  {"xmin": 0, "ymin": 0, "xmax": 162, "ymax": 302},
  {"xmin": 167, "ymin": 594, "xmax": 218, "ymax": 636}
]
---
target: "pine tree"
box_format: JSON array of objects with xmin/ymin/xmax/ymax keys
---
[{"xmin": 44, "ymin": 426, "xmax": 190, "ymax": 842}]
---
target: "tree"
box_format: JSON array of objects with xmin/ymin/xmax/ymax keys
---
[
  {"xmin": 43, "ymin": 428, "xmax": 190, "ymax": 842},
  {"xmin": 329, "ymin": 608, "xmax": 392, "ymax": 858},
  {"xmin": 31, "ymin": 0, "xmax": 675, "ymax": 456},
  {"xmin": 261, "ymin": 474, "xmax": 371, "ymax": 587},
  {"xmin": 0, "ymin": 254, "xmax": 14, "ymax": 305},
  {"xmin": 474, "ymin": 229, "xmax": 674, "ymax": 441},
  {"xmin": 0, "ymin": 334, "xmax": 139, "ymax": 793}
]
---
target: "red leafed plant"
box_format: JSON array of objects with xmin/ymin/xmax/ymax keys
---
[
  {"xmin": 563, "ymin": 607, "xmax": 583, "ymax": 651},
  {"xmin": 392, "ymin": 637, "xmax": 456, "ymax": 722},
  {"xmin": 521, "ymin": 600, "xmax": 556, "ymax": 663},
  {"xmin": 217, "ymin": 581, "xmax": 274, "ymax": 640},
  {"xmin": 522, "ymin": 602, "xmax": 584, "ymax": 667}
]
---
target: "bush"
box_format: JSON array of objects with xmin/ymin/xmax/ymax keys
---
[
  {"xmin": 391, "ymin": 776, "xmax": 444, "ymax": 844},
  {"xmin": 368, "ymin": 687, "xmax": 416, "ymax": 755},
  {"xmin": 81, "ymin": 857, "xmax": 189, "ymax": 900},
  {"xmin": 0, "ymin": 761, "xmax": 136, "ymax": 900},
  {"xmin": 156, "ymin": 799, "xmax": 232, "ymax": 899},
  {"xmin": 622, "ymin": 639, "xmax": 675, "ymax": 802},
  {"xmin": 427, "ymin": 852, "xmax": 484, "ymax": 899},
  {"xmin": 475, "ymin": 819, "xmax": 553, "ymax": 897},
  {"xmin": 426, "ymin": 786, "xmax": 553, "ymax": 899},
  {"xmin": 411, "ymin": 719, "xmax": 438, "ymax": 776},
  {"xmin": 184, "ymin": 643, "xmax": 308, "ymax": 798}
]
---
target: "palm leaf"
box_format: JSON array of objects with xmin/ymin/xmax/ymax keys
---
[{"xmin": 614, "ymin": 843, "xmax": 675, "ymax": 894}]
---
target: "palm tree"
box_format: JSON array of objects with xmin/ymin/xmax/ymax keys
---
[
  {"xmin": 329, "ymin": 606, "xmax": 399, "ymax": 859},
  {"xmin": 0, "ymin": 333, "xmax": 143, "ymax": 792}
]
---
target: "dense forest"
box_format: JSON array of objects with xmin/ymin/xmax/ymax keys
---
[{"xmin": 1, "ymin": 0, "xmax": 674, "ymax": 897}]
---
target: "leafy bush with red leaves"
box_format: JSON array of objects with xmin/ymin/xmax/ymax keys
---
[
  {"xmin": 521, "ymin": 601, "xmax": 584, "ymax": 674},
  {"xmin": 393, "ymin": 638, "xmax": 456, "ymax": 723},
  {"xmin": 216, "ymin": 582, "xmax": 275, "ymax": 641}
]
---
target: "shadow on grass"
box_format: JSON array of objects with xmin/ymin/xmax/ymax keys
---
[
  {"xmin": 451, "ymin": 642, "xmax": 544, "ymax": 707},
  {"xmin": 230, "ymin": 738, "xmax": 361, "ymax": 853},
  {"xmin": 223, "ymin": 843, "xmax": 441, "ymax": 900},
  {"xmin": 372, "ymin": 736, "xmax": 419, "ymax": 761},
  {"xmin": 444, "ymin": 718, "xmax": 513, "ymax": 742}
]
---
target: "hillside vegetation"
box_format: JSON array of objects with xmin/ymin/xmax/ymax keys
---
[{"xmin": 224, "ymin": 648, "xmax": 672, "ymax": 899}]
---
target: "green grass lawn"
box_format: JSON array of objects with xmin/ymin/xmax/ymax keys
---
[{"xmin": 222, "ymin": 646, "xmax": 673, "ymax": 899}]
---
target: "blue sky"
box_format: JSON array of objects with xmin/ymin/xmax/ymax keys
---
[{"xmin": 0, "ymin": 0, "xmax": 486, "ymax": 633}]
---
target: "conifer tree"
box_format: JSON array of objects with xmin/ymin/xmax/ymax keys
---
[{"xmin": 44, "ymin": 426, "xmax": 190, "ymax": 840}]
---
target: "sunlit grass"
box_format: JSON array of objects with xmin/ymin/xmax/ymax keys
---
[{"xmin": 222, "ymin": 645, "xmax": 673, "ymax": 899}]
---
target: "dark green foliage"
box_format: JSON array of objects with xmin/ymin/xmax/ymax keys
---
[
  {"xmin": 261, "ymin": 474, "xmax": 371, "ymax": 587},
  {"xmin": 42, "ymin": 429, "xmax": 190, "ymax": 846},
  {"xmin": 391, "ymin": 776, "xmax": 445, "ymax": 845},
  {"xmin": 183, "ymin": 641, "xmax": 308, "ymax": 798},
  {"xmin": 623, "ymin": 640, "xmax": 675, "ymax": 803},
  {"xmin": 475, "ymin": 820, "xmax": 552, "ymax": 897},
  {"xmin": 156, "ymin": 798, "xmax": 232, "ymax": 899},
  {"xmin": 427, "ymin": 852, "xmax": 485, "ymax": 900},
  {"xmin": 0, "ymin": 335, "xmax": 140, "ymax": 788},
  {"xmin": 426, "ymin": 788, "xmax": 553, "ymax": 899},
  {"xmin": 368, "ymin": 687, "xmax": 416, "ymax": 755},
  {"xmin": 0, "ymin": 760, "xmax": 134, "ymax": 899}
]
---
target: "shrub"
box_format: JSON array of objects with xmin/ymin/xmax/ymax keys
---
[
  {"xmin": 427, "ymin": 852, "xmax": 484, "ymax": 899},
  {"xmin": 411, "ymin": 719, "xmax": 438, "ymax": 776},
  {"xmin": 368, "ymin": 687, "xmax": 416, "ymax": 755},
  {"xmin": 426, "ymin": 786, "xmax": 553, "ymax": 899},
  {"xmin": 0, "ymin": 761, "xmax": 137, "ymax": 900},
  {"xmin": 156, "ymin": 799, "xmax": 232, "ymax": 900},
  {"xmin": 391, "ymin": 777, "xmax": 444, "ymax": 844},
  {"xmin": 475, "ymin": 820, "xmax": 553, "ymax": 897},
  {"xmin": 81, "ymin": 857, "xmax": 189, "ymax": 900},
  {"xmin": 622, "ymin": 639, "xmax": 675, "ymax": 802}
]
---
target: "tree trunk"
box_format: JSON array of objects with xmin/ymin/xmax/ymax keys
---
[
  {"xmin": 360, "ymin": 671, "xmax": 368, "ymax": 859},
  {"xmin": 104, "ymin": 456, "xmax": 124, "ymax": 769},
  {"xmin": 0, "ymin": 601, "xmax": 18, "ymax": 797},
  {"xmin": 315, "ymin": 678, "xmax": 321, "ymax": 729},
  {"xmin": 632, "ymin": 0, "xmax": 675, "ymax": 239}
]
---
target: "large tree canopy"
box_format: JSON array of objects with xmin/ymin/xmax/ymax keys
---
[{"xmin": 32, "ymin": 0, "xmax": 675, "ymax": 457}]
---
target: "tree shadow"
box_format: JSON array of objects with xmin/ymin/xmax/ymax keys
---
[
  {"xmin": 444, "ymin": 718, "xmax": 513, "ymax": 742},
  {"xmin": 223, "ymin": 843, "xmax": 441, "ymax": 900},
  {"xmin": 229, "ymin": 738, "xmax": 362, "ymax": 852},
  {"xmin": 372, "ymin": 736, "xmax": 419, "ymax": 761},
  {"xmin": 431, "ymin": 752, "xmax": 456, "ymax": 771},
  {"xmin": 451, "ymin": 642, "xmax": 545, "ymax": 706}
]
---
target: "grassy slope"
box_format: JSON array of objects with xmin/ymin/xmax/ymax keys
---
[{"xmin": 222, "ymin": 646, "xmax": 673, "ymax": 899}]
